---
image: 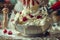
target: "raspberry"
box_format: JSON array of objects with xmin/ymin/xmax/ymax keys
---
[
  {"xmin": 3, "ymin": 29, "xmax": 7, "ymax": 34},
  {"xmin": 23, "ymin": 17, "xmax": 28, "ymax": 21},
  {"xmin": 8, "ymin": 31, "xmax": 12, "ymax": 35}
]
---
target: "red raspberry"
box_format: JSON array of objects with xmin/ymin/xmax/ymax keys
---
[
  {"xmin": 8, "ymin": 31, "xmax": 12, "ymax": 35},
  {"xmin": 3, "ymin": 29, "xmax": 7, "ymax": 34},
  {"xmin": 37, "ymin": 15, "xmax": 42, "ymax": 19},
  {"xmin": 23, "ymin": 17, "xmax": 28, "ymax": 21}
]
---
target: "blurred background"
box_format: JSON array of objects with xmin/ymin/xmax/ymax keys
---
[
  {"xmin": 0, "ymin": 0, "xmax": 17, "ymax": 13},
  {"xmin": 0, "ymin": 0, "xmax": 59, "ymax": 13}
]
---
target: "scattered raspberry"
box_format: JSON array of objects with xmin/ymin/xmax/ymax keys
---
[
  {"xmin": 3, "ymin": 29, "xmax": 7, "ymax": 34},
  {"xmin": 23, "ymin": 17, "xmax": 28, "ymax": 21},
  {"xmin": 8, "ymin": 31, "xmax": 12, "ymax": 35}
]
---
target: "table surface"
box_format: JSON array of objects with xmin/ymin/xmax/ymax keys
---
[{"xmin": 0, "ymin": 29, "xmax": 60, "ymax": 40}]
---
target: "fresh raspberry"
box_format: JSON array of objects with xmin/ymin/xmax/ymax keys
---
[
  {"xmin": 8, "ymin": 31, "xmax": 12, "ymax": 35},
  {"xmin": 3, "ymin": 29, "xmax": 7, "ymax": 34},
  {"xmin": 23, "ymin": 17, "xmax": 28, "ymax": 21}
]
